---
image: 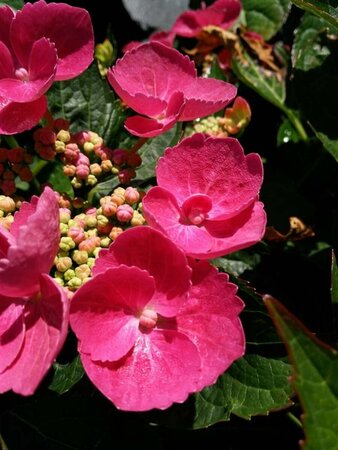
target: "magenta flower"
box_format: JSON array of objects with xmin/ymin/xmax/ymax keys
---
[
  {"xmin": 142, "ymin": 133, "xmax": 266, "ymax": 259},
  {"xmin": 122, "ymin": 30, "xmax": 176, "ymax": 53},
  {"xmin": 0, "ymin": 187, "xmax": 69, "ymax": 395},
  {"xmin": 107, "ymin": 42, "xmax": 237, "ymax": 137},
  {"xmin": 70, "ymin": 227, "xmax": 245, "ymax": 411},
  {"xmin": 0, "ymin": 0, "xmax": 94, "ymax": 135},
  {"xmin": 172, "ymin": 0, "xmax": 241, "ymax": 38}
]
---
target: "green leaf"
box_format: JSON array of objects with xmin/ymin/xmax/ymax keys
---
[
  {"xmin": 0, "ymin": 0, "xmax": 23, "ymax": 10},
  {"xmin": 232, "ymin": 51, "xmax": 286, "ymax": 110},
  {"xmin": 265, "ymin": 296, "xmax": 338, "ymax": 450},
  {"xmin": 47, "ymin": 64, "xmax": 125, "ymax": 144},
  {"xmin": 292, "ymin": 13, "xmax": 333, "ymax": 71},
  {"xmin": 49, "ymin": 356, "xmax": 84, "ymax": 395},
  {"xmin": 87, "ymin": 175, "xmax": 120, "ymax": 204},
  {"xmin": 41, "ymin": 161, "xmax": 74, "ymax": 199},
  {"xmin": 332, "ymin": 252, "xmax": 338, "ymax": 304},
  {"xmin": 314, "ymin": 129, "xmax": 338, "ymax": 162},
  {"xmin": 277, "ymin": 118, "xmax": 300, "ymax": 146},
  {"xmin": 193, "ymin": 354, "xmax": 293, "ymax": 428},
  {"xmin": 291, "ymin": 0, "xmax": 338, "ymax": 32},
  {"xmin": 241, "ymin": 0, "xmax": 290, "ymax": 40},
  {"xmin": 213, "ymin": 251, "xmax": 261, "ymax": 277},
  {"xmin": 136, "ymin": 124, "xmax": 182, "ymax": 181}
]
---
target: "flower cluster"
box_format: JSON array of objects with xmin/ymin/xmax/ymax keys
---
[
  {"xmin": 33, "ymin": 118, "xmax": 141, "ymax": 187},
  {"xmin": 53, "ymin": 186, "xmax": 145, "ymax": 292},
  {"xmin": 0, "ymin": 0, "xmax": 267, "ymax": 414},
  {"xmin": 0, "ymin": 0, "xmax": 93, "ymax": 135}
]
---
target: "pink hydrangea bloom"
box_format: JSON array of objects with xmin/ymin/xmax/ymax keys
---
[
  {"xmin": 122, "ymin": 30, "xmax": 175, "ymax": 53},
  {"xmin": 172, "ymin": 0, "xmax": 241, "ymax": 37},
  {"xmin": 0, "ymin": 187, "xmax": 69, "ymax": 395},
  {"xmin": 142, "ymin": 133, "xmax": 266, "ymax": 259},
  {"xmin": 0, "ymin": 0, "xmax": 94, "ymax": 134},
  {"xmin": 107, "ymin": 42, "xmax": 237, "ymax": 137},
  {"xmin": 70, "ymin": 227, "xmax": 245, "ymax": 411}
]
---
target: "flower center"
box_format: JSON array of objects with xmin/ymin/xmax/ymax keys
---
[
  {"xmin": 181, "ymin": 194, "xmax": 212, "ymax": 226},
  {"xmin": 139, "ymin": 308, "xmax": 158, "ymax": 330},
  {"xmin": 15, "ymin": 68, "xmax": 29, "ymax": 81}
]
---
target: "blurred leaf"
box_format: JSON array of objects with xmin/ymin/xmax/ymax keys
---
[
  {"xmin": 122, "ymin": 0, "xmax": 189, "ymax": 29},
  {"xmin": 291, "ymin": 0, "xmax": 338, "ymax": 32},
  {"xmin": 47, "ymin": 64, "xmax": 125, "ymax": 145},
  {"xmin": 213, "ymin": 251, "xmax": 261, "ymax": 277},
  {"xmin": 232, "ymin": 51, "xmax": 285, "ymax": 109},
  {"xmin": 332, "ymin": 252, "xmax": 338, "ymax": 304},
  {"xmin": 193, "ymin": 354, "xmax": 293, "ymax": 428},
  {"xmin": 265, "ymin": 296, "xmax": 338, "ymax": 450},
  {"xmin": 314, "ymin": 129, "xmax": 338, "ymax": 162},
  {"xmin": 0, "ymin": 0, "xmax": 23, "ymax": 9},
  {"xmin": 49, "ymin": 356, "xmax": 84, "ymax": 395},
  {"xmin": 277, "ymin": 118, "xmax": 300, "ymax": 146},
  {"xmin": 41, "ymin": 161, "xmax": 74, "ymax": 199},
  {"xmin": 136, "ymin": 124, "xmax": 182, "ymax": 181},
  {"xmin": 242, "ymin": 0, "xmax": 290, "ymax": 40},
  {"xmin": 292, "ymin": 13, "xmax": 333, "ymax": 71}
]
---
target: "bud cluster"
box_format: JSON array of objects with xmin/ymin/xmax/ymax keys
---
[
  {"xmin": 33, "ymin": 118, "xmax": 142, "ymax": 189},
  {"xmin": 0, "ymin": 147, "xmax": 33, "ymax": 195},
  {"xmin": 0, "ymin": 194, "xmax": 21, "ymax": 230},
  {"xmin": 53, "ymin": 186, "xmax": 146, "ymax": 291}
]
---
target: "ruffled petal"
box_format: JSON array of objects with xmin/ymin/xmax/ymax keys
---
[
  {"xmin": 80, "ymin": 329, "xmax": 201, "ymax": 411},
  {"xmin": 0, "ymin": 38, "xmax": 57, "ymax": 103},
  {"xmin": 93, "ymin": 227, "xmax": 191, "ymax": 317},
  {"xmin": 0, "ymin": 274, "xmax": 69, "ymax": 395},
  {"xmin": 0, "ymin": 297, "xmax": 24, "ymax": 373},
  {"xmin": 0, "ymin": 95, "xmax": 47, "ymax": 135},
  {"xmin": 177, "ymin": 262, "xmax": 245, "ymax": 389},
  {"xmin": 10, "ymin": 0, "xmax": 93, "ymax": 80},
  {"xmin": 70, "ymin": 266, "xmax": 155, "ymax": 362},
  {"xmin": 0, "ymin": 186, "xmax": 59, "ymax": 297}
]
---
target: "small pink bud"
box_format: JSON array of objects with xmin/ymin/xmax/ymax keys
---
[
  {"xmin": 79, "ymin": 236, "xmax": 101, "ymax": 253},
  {"xmin": 85, "ymin": 207, "xmax": 97, "ymax": 215},
  {"xmin": 116, "ymin": 204, "xmax": 134, "ymax": 223},
  {"xmin": 64, "ymin": 143, "xmax": 80, "ymax": 163},
  {"xmin": 125, "ymin": 187, "xmax": 140, "ymax": 205},
  {"xmin": 127, "ymin": 152, "xmax": 142, "ymax": 168},
  {"xmin": 76, "ymin": 164, "xmax": 90, "ymax": 179},
  {"xmin": 96, "ymin": 146, "xmax": 113, "ymax": 161},
  {"xmin": 68, "ymin": 226, "xmax": 86, "ymax": 244},
  {"xmin": 112, "ymin": 148, "xmax": 127, "ymax": 165}
]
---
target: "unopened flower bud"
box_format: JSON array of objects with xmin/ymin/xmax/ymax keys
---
[
  {"xmin": 59, "ymin": 208, "xmax": 71, "ymax": 223},
  {"xmin": 101, "ymin": 202, "xmax": 117, "ymax": 217},
  {"xmin": 68, "ymin": 226, "xmax": 85, "ymax": 244},
  {"xmin": 93, "ymin": 247, "xmax": 101, "ymax": 258},
  {"xmin": 64, "ymin": 143, "xmax": 80, "ymax": 162},
  {"xmin": 125, "ymin": 187, "xmax": 140, "ymax": 205},
  {"xmin": 76, "ymin": 164, "xmax": 90, "ymax": 179},
  {"xmin": 56, "ymin": 130, "xmax": 71, "ymax": 143},
  {"xmin": 86, "ymin": 174, "xmax": 97, "ymax": 186},
  {"xmin": 18, "ymin": 166, "xmax": 33, "ymax": 182},
  {"xmin": 127, "ymin": 152, "xmax": 142, "ymax": 168},
  {"xmin": 87, "ymin": 257, "xmax": 96, "ymax": 268},
  {"xmin": 79, "ymin": 236, "xmax": 101, "ymax": 254},
  {"xmin": 54, "ymin": 277, "xmax": 65, "ymax": 287},
  {"xmin": 100, "ymin": 160, "xmax": 113, "ymax": 172},
  {"xmin": 72, "ymin": 250, "xmax": 89, "ymax": 265},
  {"xmin": 59, "ymin": 236, "xmax": 76, "ymax": 252},
  {"xmin": 96, "ymin": 214, "xmax": 109, "ymax": 228},
  {"xmin": 90, "ymin": 163, "xmax": 102, "ymax": 176},
  {"xmin": 0, "ymin": 195, "xmax": 15, "ymax": 212},
  {"xmin": 64, "ymin": 164, "xmax": 76, "ymax": 176},
  {"xmin": 112, "ymin": 148, "xmax": 127, "ymax": 165},
  {"xmin": 1, "ymin": 180, "xmax": 16, "ymax": 195},
  {"xmin": 8, "ymin": 147, "xmax": 24, "ymax": 163},
  {"xmin": 109, "ymin": 226, "xmax": 123, "ymax": 240},
  {"xmin": 71, "ymin": 177, "xmax": 83, "ymax": 189},
  {"xmin": 64, "ymin": 269, "xmax": 76, "ymax": 281},
  {"xmin": 83, "ymin": 142, "xmax": 94, "ymax": 153},
  {"xmin": 55, "ymin": 140, "xmax": 66, "ymax": 153},
  {"xmin": 116, "ymin": 204, "xmax": 133, "ymax": 223},
  {"xmin": 75, "ymin": 264, "xmax": 91, "ymax": 280},
  {"xmin": 37, "ymin": 145, "xmax": 56, "ymax": 161},
  {"xmin": 84, "ymin": 214, "xmax": 97, "ymax": 228},
  {"xmin": 60, "ymin": 222, "xmax": 68, "ymax": 235},
  {"xmin": 34, "ymin": 128, "xmax": 56, "ymax": 145},
  {"xmin": 118, "ymin": 168, "xmax": 136, "ymax": 184},
  {"xmin": 100, "ymin": 237, "xmax": 111, "ymax": 247},
  {"xmin": 53, "ymin": 118, "xmax": 70, "ymax": 131},
  {"xmin": 56, "ymin": 256, "xmax": 73, "ymax": 272},
  {"xmin": 131, "ymin": 210, "xmax": 146, "ymax": 226},
  {"xmin": 67, "ymin": 276, "xmax": 82, "ymax": 289}
]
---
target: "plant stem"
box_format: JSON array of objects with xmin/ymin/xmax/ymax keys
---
[
  {"xmin": 3, "ymin": 135, "xmax": 20, "ymax": 148},
  {"xmin": 287, "ymin": 412, "xmax": 303, "ymax": 429},
  {"xmin": 130, "ymin": 137, "xmax": 148, "ymax": 153},
  {"xmin": 283, "ymin": 107, "xmax": 309, "ymax": 142},
  {"xmin": 31, "ymin": 159, "xmax": 49, "ymax": 177}
]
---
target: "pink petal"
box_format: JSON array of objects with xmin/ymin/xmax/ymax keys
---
[
  {"xmin": 0, "ymin": 225, "xmax": 14, "ymax": 258},
  {"xmin": 179, "ymin": 77, "xmax": 237, "ymax": 121},
  {"xmin": 80, "ymin": 329, "xmax": 201, "ymax": 411},
  {"xmin": 10, "ymin": 195, "xmax": 39, "ymax": 239},
  {"xmin": 0, "ymin": 274, "xmax": 69, "ymax": 395},
  {"xmin": 108, "ymin": 42, "xmax": 196, "ymax": 103},
  {"xmin": 10, "ymin": 0, "xmax": 94, "ymax": 81},
  {"xmin": 0, "ymin": 95, "xmax": 47, "ymax": 135},
  {"xmin": 156, "ymin": 134, "xmax": 263, "ymax": 217},
  {"xmin": 0, "ymin": 41, "xmax": 15, "ymax": 79},
  {"xmin": 0, "ymin": 38, "xmax": 57, "ymax": 103},
  {"xmin": 150, "ymin": 30, "xmax": 176, "ymax": 47},
  {"xmin": 143, "ymin": 186, "xmax": 214, "ymax": 256},
  {"xmin": 70, "ymin": 266, "xmax": 155, "ymax": 362},
  {"xmin": 177, "ymin": 263, "xmax": 245, "ymax": 389},
  {"xmin": 93, "ymin": 227, "xmax": 191, "ymax": 317},
  {"xmin": 0, "ymin": 297, "xmax": 25, "ymax": 373},
  {"xmin": 0, "ymin": 187, "xmax": 59, "ymax": 297},
  {"xmin": 0, "ymin": 5, "xmax": 14, "ymax": 51},
  {"xmin": 172, "ymin": 0, "xmax": 241, "ymax": 37}
]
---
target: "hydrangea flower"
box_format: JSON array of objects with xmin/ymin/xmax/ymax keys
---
[
  {"xmin": 107, "ymin": 42, "xmax": 237, "ymax": 137},
  {"xmin": 0, "ymin": 0, "xmax": 94, "ymax": 134},
  {"xmin": 0, "ymin": 187, "xmax": 69, "ymax": 395},
  {"xmin": 70, "ymin": 227, "xmax": 245, "ymax": 411},
  {"xmin": 142, "ymin": 133, "xmax": 266, "ymax": 259},
  {"xmin": 172, "ymin": 0, "xmax": 241, "ymax": 38}
]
